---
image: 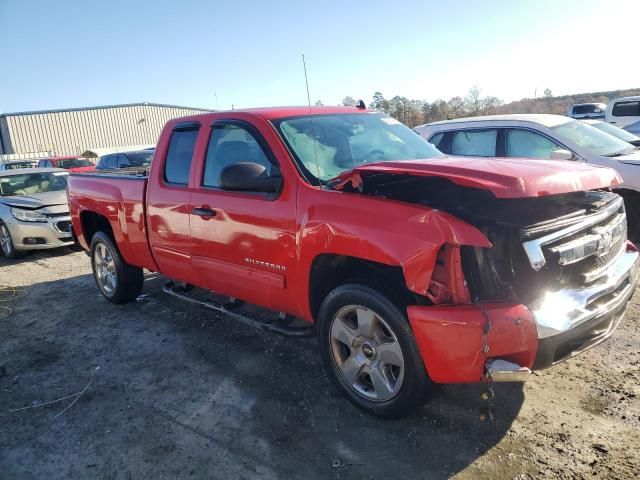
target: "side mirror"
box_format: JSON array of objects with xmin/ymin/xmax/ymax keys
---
[
  {"xmin": 550, "ymin": 149, "xmax": 574, "ymax": 161},
  {"xmin": 219, "ymin": 162, "xmax": 281, "ymax": 193}
]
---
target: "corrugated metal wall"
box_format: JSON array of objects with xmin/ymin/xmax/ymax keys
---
[{"xmin": 0, "ymin": 103, "xmax": 211, "ymax": 157}]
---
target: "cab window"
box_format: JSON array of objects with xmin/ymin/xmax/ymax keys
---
[
  {"xmin": 203, "ymin": 124, "xmax": 274, "ymax": 189},
  {"xmin": 164, "ymin": 127, "xmax": 199, "ymax": 185}
]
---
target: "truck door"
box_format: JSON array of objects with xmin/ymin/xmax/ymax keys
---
[
  {"xmin": 188, "ymin": 119, "xmax": 298, "ymax": 314},
  {"xmin": 146, "ymin": 121, "xmax": 200, "ymax": 283}
]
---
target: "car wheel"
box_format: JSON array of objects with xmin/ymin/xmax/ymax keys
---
[
  {"xmin": 90, "ymin": 231, "xmax": 143, "ymax": 304},
  {"xmin": 0, "ymin": 221, "xmax": 22, "ymax": 259},
  {"xmin": 317, "ymin": 284, "xmax": 430, "ymax": 418}
]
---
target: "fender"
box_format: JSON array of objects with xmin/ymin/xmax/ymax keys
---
[{"xmin": 295, "ymin": 183, "xmax": 491, "ymax": 319}]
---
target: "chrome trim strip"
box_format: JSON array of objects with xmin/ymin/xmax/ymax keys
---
[
  {"xmin": 529, "ymin": 250, "xmax": 639, "ymax": 339},
  {"xmin": 522, "ymin": 196, "xmax": 624, "ymax": 270},
  {"xmin": 486, "ymin": 359, "xmax": 531, "ymax": 382}
]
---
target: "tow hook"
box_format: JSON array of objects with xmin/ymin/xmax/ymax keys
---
[
  {"xmin": 480, "ymin": 360, "xmax": 531, "ymax": 421},
  {"xmin": 486, "ymin": 359, "xmax": 531, "ymax": 382}
]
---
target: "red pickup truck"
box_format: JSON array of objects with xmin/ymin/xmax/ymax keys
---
[{"xmin": 68, "ymin": 106, "xmax": 639, "ymax": 417}]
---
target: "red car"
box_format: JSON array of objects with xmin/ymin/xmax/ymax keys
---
[
  {"xmin": 37, "ymin": 156, "xmax": 95, "ymax": 172},
  {"xmin": 67, "ymin": 106, "xmax": 638, "ymax": 417}
]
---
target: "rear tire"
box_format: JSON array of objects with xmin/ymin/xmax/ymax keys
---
[
  {"xmin": 317, "ymin": 284, "xmax": 430, "ymax": 418},
  {"xmin": 90, "ymin": 231, "xmax": 143, "ymax": 303},
  {"xmin": 0, "ymin": 221, "xmax": 23, "ymax": 259}
]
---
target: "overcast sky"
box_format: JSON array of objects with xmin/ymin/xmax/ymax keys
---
[{"xmin": 1, "ymin": 0, "xmax": 639, "ymax": 113}]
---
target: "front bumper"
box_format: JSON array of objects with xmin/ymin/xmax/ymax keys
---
[
  {"xmin": 528, "ymin": 249, "xmax": 639, "ymax": 369},
  {"xmin": 406, "ymin": 249, "xmax": 639, "ymax": 384},
  {"xmin": 4, "ymin": 215, "xmax": 74, "ymax": 251}
]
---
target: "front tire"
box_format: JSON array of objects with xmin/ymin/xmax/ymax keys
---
[
  {"xmin": 317, "ymin": 284, "xmax": 430, "ymax": 418},
  {"xmin": 0, "ymin": 221, "xmax": 22, "ymax": 259},
  {"xmin": 90, "ymin": 231, "xmax": 143, "ymax": 304}
]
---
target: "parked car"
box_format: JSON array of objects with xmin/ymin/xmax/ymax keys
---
[
  {"xmin": 37, "ymin": 156, "xmax": 95, "ymax": 172},
  {"xmin": 583, "ymin": 119, "xmax": 640, "ymax": 147},
  {"xmin": 605, "ymin": 96, "xmax": 640, "ymax": 132},
  {"xmin": 68, "ymin": 106, "xmax": 637, "ymax": 418},
  {"xmin": 415, "ymin": 114, "xmax": 640, "ymax": 239},
  {"xmin": 567, "ymin": 102, "xmax": 606, "ymax": 119},
  {"xmin": 96, "ymin": 150, "xmax": 153, "ymax": 170},
  {"xmin": 0, "ymin": 168, "xmax": 74, "ymax": 258},
  {"xmin": 0, "ymin": 160, "xmax": 37, "ymax": 171}
]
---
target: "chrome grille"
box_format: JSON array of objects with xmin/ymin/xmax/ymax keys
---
[{"xmin": 522, "ymin": 195, "xmax": 626, "ymax": 283}]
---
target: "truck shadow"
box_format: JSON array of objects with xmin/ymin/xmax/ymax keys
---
[{"xmin": 2, "ymin": 271, "xmax": 523, "ymax": 480}]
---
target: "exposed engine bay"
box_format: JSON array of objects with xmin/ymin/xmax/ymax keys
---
[{"xmin": 339, "ymin": 173, "xmax": 626, "ymax": 305}]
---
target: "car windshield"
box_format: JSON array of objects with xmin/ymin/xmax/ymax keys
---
[
  {"xmin": 589, "ymin": 121, "xmax": 640, "ymax": 143},
  {"xmin": 0, "ymin": 172, "xmax": 69, "ymax": 196},
  {"xmin": 127, "ymin": 151, "xmax": 153, "ymax": 167},
  {"xmin": 551, "ymin": 119, "xmax": 635, "ymax": 157},
  {"xmin": 57, "ymin": 158, "xmax": 93, "ymax": 168},
  {"xmin": 274, "ymin": 113, "xmax": 444, "ymax": 182}
]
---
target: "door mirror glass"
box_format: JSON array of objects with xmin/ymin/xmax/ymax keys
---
[
  {"xmin": 550, "ymin": 149, "xmax": 574, "ymax": 161},
  {"xmin": 219, "ymin": 162, "xmax": 281, "ymax": 193}
]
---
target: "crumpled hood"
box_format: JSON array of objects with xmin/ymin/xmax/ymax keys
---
[
  {"xmin": 1, "ymin": 190, "xmax": 68, "ymax": 210},
  {"xmin": 331, "ymin": 157, "xmax": 621, "ymax": 198}
]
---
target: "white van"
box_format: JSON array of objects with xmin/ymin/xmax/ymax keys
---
[
  {"xmin": 605, "ymin": 96, "xmax": 640, "ymax": 132},
  {"xmin": 567, "ymin": 103, "xmax": 606, "ymax": 119}
]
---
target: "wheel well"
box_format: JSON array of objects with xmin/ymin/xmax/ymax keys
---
[
  {"xmin": 309, "ymin": 254, "xmax": 423, "ymax": 320},
  {"xmin": 80, "ymin": 211, "xmax": 114, "ymax": 246}
]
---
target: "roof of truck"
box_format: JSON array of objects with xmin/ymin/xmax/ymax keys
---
[{"xmin": 173, "ymin": 105, "xmax": 370, "ymax": 123}]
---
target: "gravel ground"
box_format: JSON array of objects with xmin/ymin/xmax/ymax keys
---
[{"xmin": 1, "ymin": 249, "xmax": 639, "ymax": 479}]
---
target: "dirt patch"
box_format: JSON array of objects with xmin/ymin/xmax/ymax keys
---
[{"xmin": 1, "ymin": 249, "xmax": 639, "ymax": 479}]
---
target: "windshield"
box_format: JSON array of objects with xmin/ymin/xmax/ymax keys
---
[
  {"xmin": 590, "ymin": 121, "xmax": 640, "ymax": 143},
  {"xmin": 274, "ymin": 113, "xmax": 444, "ymax": 182},
  {"xmin": 0, "ymin": 172, "xmax": 69, "ymax": 196},
  {"xmin": 551, "ymin": 119, "xmax": 635, "ymax": 157},
  {"xmin": 127, "ymin": 151, "xmax": 153, "ymax": 167},
  {"xmin": 57, "ymin": 158, "xmax": 93, "ymax": 169}
]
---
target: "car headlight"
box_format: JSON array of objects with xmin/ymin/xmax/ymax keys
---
[{"xmin": 11, "ymin": 207, "xmax": 48, "ymax": 223}]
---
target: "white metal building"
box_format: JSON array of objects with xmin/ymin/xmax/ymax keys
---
[{"xmin": 0, "ymin": 102, "xmax": 212, "ymax": 160}]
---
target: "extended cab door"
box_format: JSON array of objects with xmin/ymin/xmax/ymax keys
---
[
  {"xmin": 146, "ymin": 121, "xmax": 201, "ymax": 283},
  {"xmin": 188, "ymin": 118, "xmax": 298, "ymax": 314}
]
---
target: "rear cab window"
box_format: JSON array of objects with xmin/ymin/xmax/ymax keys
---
[
  {"xmin": 164, "ymin": 125, "xmax": 200, "ymax": 185},
  {"xmin": 612, "ymin": 101, "xmax": 640, "ymax": 117}
]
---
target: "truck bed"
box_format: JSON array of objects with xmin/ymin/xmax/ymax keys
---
[{"xmin": 67, "ymin": 171, "xmax": 157, "ymax": 271}]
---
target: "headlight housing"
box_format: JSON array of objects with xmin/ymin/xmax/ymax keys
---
[{"xmin": 11, "ymin": 207, "xmax": 48, "ymax": 223}]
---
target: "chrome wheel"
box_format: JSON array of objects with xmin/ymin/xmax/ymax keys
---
[
  {"xmin": 330, "ymin": 305, "xmax": 405, "ymax": 402},
  {"xmin": 94, "ymin": 242, "xmax": 117, "ymax": 295},
  {"xmin": 0, "ymin": 224, "xmax": 13, "ymax": 256}
]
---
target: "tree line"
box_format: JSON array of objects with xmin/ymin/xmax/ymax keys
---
[{"xmin": 336, "ymin": 87, "xmax": 640, "ymax": 128}]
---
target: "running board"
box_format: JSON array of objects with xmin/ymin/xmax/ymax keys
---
[{"xmin": 163, "ymin": 281, "xmax": 316, "ymax": 338}]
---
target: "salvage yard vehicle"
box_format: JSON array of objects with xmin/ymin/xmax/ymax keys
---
[
  {"xmin": 605, "ymin": 95, "xmax": 640, "ymax": 131},
  {"xmin": 415, "ymin": 114, "xmax": 640, "ymax": 240},
  {"xmin": 582, "ymin": 119, "xmax": 640, "ymax": 147},
  {"xmin": 95, "ymin": 149, "xmax": 153, "ymax": 171},
  {"xmin": 567, "ymin": 102, "xmax": 606, "ymax": 120},
  {"xmin": 37, "ymin": 155, "xmax": 96, "ymax": 172},
  {"xmin": 68, "ymin": 106, "xmax": 639, "ymax": 418},
  {"xmin": 0, "ymin": 160, "xmax": 37, "ymax": 171},
  {"xmin": 0, "ymin": 168, "xmax": 73, "ymax": 258}
]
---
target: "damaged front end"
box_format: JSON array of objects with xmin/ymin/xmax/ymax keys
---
[{"xmin": 336, "ymin": 171, "xmax": 639, "ymax": 383}]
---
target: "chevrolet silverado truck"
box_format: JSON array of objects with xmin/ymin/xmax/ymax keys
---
[{"xmin": 68, "ymin": 106, "xmax": 639, "ymax": 418}]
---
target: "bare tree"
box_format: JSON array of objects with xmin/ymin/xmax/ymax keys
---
[{"xmin": 342, "ymin": 96, "xmax": 356, "ymax": 107}]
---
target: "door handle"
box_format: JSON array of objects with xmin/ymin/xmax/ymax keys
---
[{"xmin": 192, "ymin": 207, "xmax": 217, "ymax": 218}]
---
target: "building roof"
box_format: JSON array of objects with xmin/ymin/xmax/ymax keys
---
[{"xmin": 0, "ymin": 102, "xmax": 213, "ymax": 118}]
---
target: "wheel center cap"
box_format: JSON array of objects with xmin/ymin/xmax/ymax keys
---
[{"xmin": 362, "ymin": 343, "xmax": 376, "ymax": 359}]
